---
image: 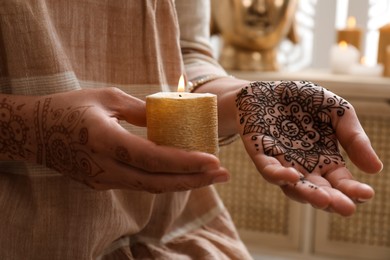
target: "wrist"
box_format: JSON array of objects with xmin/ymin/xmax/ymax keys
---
[
  {"xmin": 186, "ymin": 74, "xmax": 250, "ymax": 143},
  {"xmin": 188, "ymin": 74, "xmax": 233, "ymax": 93},
  {"xmin": 0, "ymin": 94, "xmax": 39, "ymax": 162}
]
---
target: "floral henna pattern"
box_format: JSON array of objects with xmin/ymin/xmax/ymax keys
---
[
  {"xmin": 35, "ymin": 98, "xmax": 104, "ymax": 181},
  {"xmin": 236, "ymin": 81, "xmax": 349, "ymax": 173},
  {"xmin": 0, "ymin": 99, "xmax": 32, "ymax": 159}
]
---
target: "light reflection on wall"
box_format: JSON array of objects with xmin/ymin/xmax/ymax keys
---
[
  {"xmin": 278, "ymin": 0, "xmax": 317, "ymax": 71},
  {"xmin": 277, "ymin": 0, "xmax": 390, "ymax": 70}
]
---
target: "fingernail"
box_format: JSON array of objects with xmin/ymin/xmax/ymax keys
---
[
  {"xmin": 377, "ymin": 161, "xmax": 384, "ymax": 173},
  {"xmin": 213, "ymin": 174, "xmax": 229, "ymax": 184},
  {"xmin": 290, "ymin": 167, "xmax": 304, "ymax": 178},
  {"xmin": 202, "ymin": 162, "xmax": 219, "ymax": 172},
  {"xmin": 356, "ymin": 198, "xmax": 370, "ymax": 203},
  {"xmin": 278, "ymin": 180, "xmax": 289, "ymax": 186}
]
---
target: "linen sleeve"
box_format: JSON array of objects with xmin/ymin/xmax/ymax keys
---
[{"xmin": 175, "ymin": 0, "xmax": 228, "ymax": 78}]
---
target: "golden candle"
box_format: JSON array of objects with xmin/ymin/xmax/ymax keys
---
[
  {"xmin": 377, "ymin": 23, "xmax": 390, "ymax": 66},
  {"xmin": 146, "ymin": 76, "xmax": 218, "ymax": 155},
  {"xmin": 337, "ymin": 16, "xmax": 362, "ymax": 52}
]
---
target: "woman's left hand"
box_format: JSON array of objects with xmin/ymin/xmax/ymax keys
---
[{"xmin": 235, "ymin": 80, "xmax": 383, "ymax": 216}]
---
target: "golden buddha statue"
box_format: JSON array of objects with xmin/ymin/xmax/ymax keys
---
[{"xmin": 211, "ymin": 0, "xmax": 298, "ymax": 71}]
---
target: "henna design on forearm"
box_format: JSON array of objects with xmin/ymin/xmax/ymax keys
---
[
  {"xmin": 236, "ymin": 81, "xmax": 349, "ymax": 173},
  {"xmin": 0, "ymin": 98, "xmax": 32, "ymax": 160},
  {"xmin": 115, "ymin": 146, "xmax": 131, "ymax": 162},
  {"xmin": 34, "ymin": 98, "xmax": 104, "ymax": 181}
]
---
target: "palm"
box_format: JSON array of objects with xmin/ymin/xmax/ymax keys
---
[
  {"xmin": 237, "ymin": 80, "xmax": 348, "ymax": 174},
  {"xmin": 235, "ymin": 81, "xmax": 381, "ymax": 216}
]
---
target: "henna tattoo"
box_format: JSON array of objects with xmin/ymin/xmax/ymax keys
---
[
  {"xmin": 236, "ymin": 81, "xmax": 348, "ymax": 173},
  {"xmin": 79, "ymin": 127, "xmax": 89, "ymax": 144},
  {"xmin": 295, "ymin": 176, "xmax": 318, "ymax": 189},
  {"xmin": 34, "ymin": 98, "xmax": 104, "ymax": 181},
  {"xmin": 0, "ymin": 98, "xmax": 32, "ymax": 160},
  {"xmin": 34, "ymin": 100, "xmax": 44, "ymax": 164},
  {"xmin": 115, "ymin": 146, "xmax": 131, "ymax": 162}
]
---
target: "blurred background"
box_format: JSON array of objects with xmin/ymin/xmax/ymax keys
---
[
  {"xmin": 210, "ymin": 0, "xmax": 390, "ymax": 71},
  {"xmin": 212, "ymin": 1, "xmax": 390, "ymax": 260}
]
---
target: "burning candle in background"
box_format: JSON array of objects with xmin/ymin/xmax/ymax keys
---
[
  {"xmin": 337, "ymin": 16, "xmax": 362, "ymax": 52},
  {"xmin": 377, "ymin": 23, "xmax": 390, "ymax": 67},
  {"xmin": 348, "ymin": 56, "xmax": 384, "ymax": 77},
  {"xmin": 385, "ymin": 45, "xmax": 390, "ymax": 77},
  {"xmin": 146, "ymin": 75, "xmax": 218, "ymax": 155},
  {"xmin": 330, "ymin": 41, "xmax": 360, "ymax": 74}
]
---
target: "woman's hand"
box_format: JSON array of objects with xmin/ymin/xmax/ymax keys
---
[
  {"xmin": 1, "ymin": 88, "xmax": 229, "ymax": 192},
  {"xmin": 235, "ymin": 80, "xmax": 383, "ymax": 216}
]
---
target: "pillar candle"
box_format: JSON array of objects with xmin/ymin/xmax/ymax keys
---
[
  {"xmin": 348, "ymin": 58, "xmax": 384, "ymax": 77},
  {"xmin": 337, "ymin": 16, "xmax": 362, "ymax": 52},
  {"xmin": 146, "ymin": 77, "xmax": 218, "ymax": 155},
  {"xmin": 385, "ymin": 45, "xmax": 390, "ymax": 77},
  {"xmin": 377, "ymin": 23, "xmax": 390, "ymax": 65},
  {"xmin": 330, "ymin": 41, "xmax": 360, "ymax": 74}
]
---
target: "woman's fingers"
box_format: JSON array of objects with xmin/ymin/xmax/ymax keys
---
[
  {"xmin": 240, "ymin": 135, "xmax": 302, "ymax": 185},
  {"xmin": 259, "ymin": 163, "xmax": 302, "ymax": 185},
  {"xmin": 122, "ymin": 168, "xmax": 230, "ymax": 193},
  {"xmin": 114, "ymin": 133, "xmax": 223, "ymax": 173},
  {"xmin": 332, "ymin": 101, "xmax": 383, "ymax": 174},
  {"xmin": 87, "ymin": 112, "xmax": 222, "ymax": 174},
  {"xmin": 323, "ymin": 167, "xmax": 375, "ymax": 203},
  {"xmin": 281, "ymin": 167, "xmax": 375, "ymax": 216},
  {"xmin": 342, "ymin": 131, "xmax": 382, "ymax": 174},
  {"xmin": 95, "ymin": 87, "xmax": 147, "ymax": 127},
  {"xmin": 88, "ymin": 158, "xmax": 230, "ymax": 193},
  {"xmin": 281, "ymin": 177, "xmax": 357, "ymax": 216},
  {"xmin": 91, "ymin": 120, "xmax": 231, "ymax": 192},
  {"xmin": 281, "ymin": 179, "xmax": 331, "ymax": 209}
]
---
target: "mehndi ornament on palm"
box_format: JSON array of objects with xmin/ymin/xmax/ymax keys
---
[{"xmin": 236, "ymin": 81, "xmax": 349, "ymax": 173}]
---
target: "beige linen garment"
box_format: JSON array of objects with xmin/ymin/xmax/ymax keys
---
[{"xmin": 0, "ymin": 0, "xmax": 252, "ymax": 259}]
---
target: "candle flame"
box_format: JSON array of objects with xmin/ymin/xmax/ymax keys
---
[
  {"xmin": 347, "ymin": 16, "xmax": 356, "ymax": 28},
  {"xmin": 177, "ymin": 75, "xmax": 185, "ymax": 92},
  {"xmin": 339, "ymin": 41, "xmax": 348, "ymax": 48},
  {"xmin": 360, "ymin": 56, "xmax": 366, "ymax": 65}
]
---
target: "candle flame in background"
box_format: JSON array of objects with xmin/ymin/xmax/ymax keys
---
[
  {"xmin": 242, "ymin": 0, "xmax": 251, "ymax": 8},
  {"xmin": 347, "ymin": 16, "xmax": 356, "ymax": 29},
  {"xmin": 361, "ymin": 56, "xmax": 366, "ymax": 65},
  {"xmin": 177, "ymin": 75, "xmax": 185, "ymax": 92},
  {"xmin": 339, "ymin": 41, "xmax": 348, "ymax": 49}
]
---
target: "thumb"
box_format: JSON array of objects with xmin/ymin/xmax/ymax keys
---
[
  {"xmin": 106, "ymin": 88, "xmax": 147, "ymax": 127},
  {"xmin": 122, "ymin": 95, "xmax": 146, "ymax": 127},
  {"xmin": 335, "ymin": 106, "xmax": 382, "ymax": 174}
]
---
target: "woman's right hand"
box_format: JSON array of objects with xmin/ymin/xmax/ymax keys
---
[{"xmin": 0, "ymin": 88, "xmax": 229, "ymax": 193}]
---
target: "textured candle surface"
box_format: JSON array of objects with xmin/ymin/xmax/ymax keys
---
[{"xmin": 146, "ymin": 92, "xmax": 218, "ymax": 155}]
